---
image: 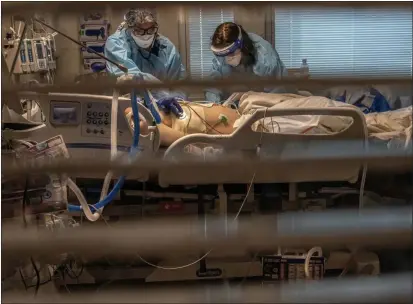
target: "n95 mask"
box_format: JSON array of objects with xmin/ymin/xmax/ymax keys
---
[
  {"xmin": 132, "ymin": 34, "xmax": 155, "ymax": 49},
  {"xmin": 225, "ymin": 53, "xmax": 242, "ymax": 67}
]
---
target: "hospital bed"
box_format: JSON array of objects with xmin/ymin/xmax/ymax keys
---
[
  {"xmin": 3, "ymin": 92, "xmax": 368, "ymax": 198},
  {"xmin": 4, "ymin": 90, "xmax": 409, "ymax": 215},
  {"xmin": 2, "ymin": 89, "xmax": 410, "ymax": 214},
  {"xmin": 2, "ymin": 91, "xmax": 410, "ymax": 284}
]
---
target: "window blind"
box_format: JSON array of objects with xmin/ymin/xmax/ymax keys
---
[
  {"xmin": 275, "ymin": 7, "xmax": 412, "ymax": 78},
  {"xmin": 188, "ymin": 8, "xmax": 234, "ymax": 79}
]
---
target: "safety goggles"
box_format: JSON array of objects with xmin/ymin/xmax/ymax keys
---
[
  {"xmin": 210, "ymin": 26, "xmax": 243, "ymax": 57},
  {"xmin": 130, "ymin": 26, "xmax": 158, "ymax": 36}
]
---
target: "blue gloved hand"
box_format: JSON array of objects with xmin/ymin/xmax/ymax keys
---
[{"xmin": 156, "ymin": 97, "xmax": 184, "ymax": 117}]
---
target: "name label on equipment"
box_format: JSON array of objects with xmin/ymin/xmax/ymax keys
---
[
  {"xmin": 196, "ymin": 268, "xmax": 222, "ymax": 278},
  {"xmin": 262, "ymin": 255, "xmax": 325, "ymax": 281}
]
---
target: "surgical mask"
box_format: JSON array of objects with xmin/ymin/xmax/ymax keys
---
[
  {"xmin": 132, "ymin": 34, "xmax": 155, "ymax": 49},
  {"xmin": 225, "ymin": 53, "xmax": 242, "ymax": 67}
]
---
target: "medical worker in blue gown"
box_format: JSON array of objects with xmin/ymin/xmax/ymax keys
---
[
  {"xmin": 105, "ymin": 8, "xmax": 187, "ymax": 109},
  {"xmin": 205, "ymin": 22, "xmax": 288, "ymax": 104}
]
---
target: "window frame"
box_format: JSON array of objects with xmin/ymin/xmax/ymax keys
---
[
  {"xmin": 272, "ymin": 5, "xmax": 413, "ymax": 77},
  {"xmin": 184, "ymin": 7, "xmax": 236, "ymax": 79},
  {"xmin": 265, "ymin": 5, "xmax": 276, "ymax": 48}
]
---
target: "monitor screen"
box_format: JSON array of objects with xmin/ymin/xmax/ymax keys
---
[
  {"xmin": 52, "ymin": 106, "xmax": 77, "ymax": 124},
  {"xmin": 36, "ymin": 43, "xmax": 44, "ymax": 59}
]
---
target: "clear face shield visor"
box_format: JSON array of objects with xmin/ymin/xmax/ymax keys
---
[{"xmin": 210, "ymin": 26, "xmax": 243, "ymax": 57}]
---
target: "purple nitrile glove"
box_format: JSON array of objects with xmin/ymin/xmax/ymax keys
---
[{"xmin": 156, "ymin": 96, "xmax": 184, "ymax": 117}]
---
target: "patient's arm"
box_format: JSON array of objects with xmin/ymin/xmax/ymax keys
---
[{"xmin": 157, "ymin": 124, "xmax": 185, "ymax": 146}]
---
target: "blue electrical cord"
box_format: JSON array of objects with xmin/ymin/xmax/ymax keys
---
[{"xmin": 67, "ymin": 90, "xmax": 141, "ymax": 213}]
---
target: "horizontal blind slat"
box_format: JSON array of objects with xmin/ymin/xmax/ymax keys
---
[
  {"xmin": 188, "ymin": 8, "xmax": 234, "ymax": 79},
  {"xmin": 275, "ymin": 7, "xmax": 413, "ymax": 77}
]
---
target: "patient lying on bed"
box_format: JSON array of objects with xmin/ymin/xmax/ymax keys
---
[
  {"xmin": 125, "ymin": 102, "xmax": 240, "ymax": 147},
  {"xmin": 125, "ymin": 92, "xmax": 412, "ymax": 148}
]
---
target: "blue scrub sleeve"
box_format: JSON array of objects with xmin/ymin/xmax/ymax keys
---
[
  {"xmin": 204, "ymin": 58, "xmax": 224, "ymax": 104},
  {"xmin": 263, "ymin": 50, "xmax": 289, "ymax": 94},
  {"xmin": 166, "ymin": 46, "xmax": 187, "ymax": 81},
  {"xmin": 104, "ymin": 36, "xmax": 161, "ymax": 82},
  {"xmin": 165, "ymin": 47, "xmax": 188, "ymax": 99}
]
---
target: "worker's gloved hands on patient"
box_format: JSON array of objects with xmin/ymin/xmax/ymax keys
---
[
  {"xmin": 117, "ymin": 73, "xmax": 161, "ymax": 84},
  {"xmin": 156, "ymin": 97, "xmax": 184, "ymax": 117},
  {"xmin": 116, "ymin": 73, "xmax": 135, "ymax": 84}
]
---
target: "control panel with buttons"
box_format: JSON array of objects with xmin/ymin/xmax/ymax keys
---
[{"xmin": 81, "ymin": 102, "xmax": 111, "ymax": 138}]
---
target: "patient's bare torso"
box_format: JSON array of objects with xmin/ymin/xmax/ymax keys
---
[{"xmin": 162, "ymin": 103, "xmax": 240, "ymax": 135}]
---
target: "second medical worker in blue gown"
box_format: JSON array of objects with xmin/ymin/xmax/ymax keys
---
[
  {"xmin": 205, "ymin": 22, "xmax": 287, "ymax": 103},
  {"xmin": 105, "ymin": 9, "xmax": 187, "ymax": 100}
]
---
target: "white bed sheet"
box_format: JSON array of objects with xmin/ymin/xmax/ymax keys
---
[
  {"xmin": 180, "ymin": 92, "xmax": 411, "ymax": 160},
  {"xmin": 233, "ymin": 92, "xmax": 412, "ymax": 143}
]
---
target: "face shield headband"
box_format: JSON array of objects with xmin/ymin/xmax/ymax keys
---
[{"xmin": 210, "ymin": 26, "xmax": 243, "ymax": 57}]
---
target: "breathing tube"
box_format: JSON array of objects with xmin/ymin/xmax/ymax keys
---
[
  {"xmin": 141, "ymin": 89, "xmax": 162, "ymax": 124},
  {"xmin": 66, "ymin": 89, "xmax": 141, "ymax": 220}
]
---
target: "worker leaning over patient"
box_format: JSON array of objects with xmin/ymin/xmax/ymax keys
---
[
  {"xmin": 104, "ymin": 8, "xmax": 187, "ymax": 100},
  {"xmin": 205, "ymin": 22, "xmax": 288, "ymax": 103}
]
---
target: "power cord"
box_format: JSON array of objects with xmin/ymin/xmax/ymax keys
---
[
  {"xmin": 64, "ymin": 259, "xmax": 84, "ymax": 280},
  {"xmin": 16, "ymin": 139, "xmax": 62, "ymax": 295},
  {"xmin": 55, "ymin": 267, "xmax": 71, "ymax": 294},
  {"xmin": 18, "ymin": 264, "xmax": 52, "ymax": 291}
]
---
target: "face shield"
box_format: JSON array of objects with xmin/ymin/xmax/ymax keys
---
[{"xmin": 210, "ymin": 26, "xmax": 243, "ymax": 67}]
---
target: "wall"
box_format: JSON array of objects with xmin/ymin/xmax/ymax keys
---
[
  {"xmin": 1, "ymin": 14, "xmax": 13, "ymax": 42},
  {"xmin": 53, "ymin": 12, "xmax": 81, "ymax": 83},
  {"xmin": 234, "ymin": 5, "xmax": 270, "ymax": 40},
  {"xmin": 1, "ymin": 13, "xmax": 15, "ymax": 78},
  {"xmin": 53, "ymin": 6, "xmax": 121, "ymax": 82}
]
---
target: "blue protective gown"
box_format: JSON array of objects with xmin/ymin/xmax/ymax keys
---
[
  {"xmin": 105, "ymin": 29, "xmax": 187, "ymax": 99},
  {"xmin": 205, "ymin": 33, "xmax": 288, "ymax": 103}
]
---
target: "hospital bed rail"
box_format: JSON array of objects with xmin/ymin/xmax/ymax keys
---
[
  {"xmin": 3, "ymin": 141, "xmax": 411, "ymax": 178},
  {"xmin": 160, "ymin": 106, "xmax": 367, "ymax": 186},
  {"xmin": 3, "ymin": 207, "xmax": 412, "ymax": 261},
  {"xmin": 3, "ymin": 273, "xmax": 411, "ymax": 304}
]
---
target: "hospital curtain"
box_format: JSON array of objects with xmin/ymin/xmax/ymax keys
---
[
  {"xmin": 188, "ymin": 8, "xmax": 234, "ymax": 78},
  {"xmin": 274, "ymin": 7, "xmax": 413, "ymax": 78}
]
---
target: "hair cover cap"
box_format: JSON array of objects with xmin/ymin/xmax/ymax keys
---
[{"xmin": 124, "ymin": 8, "xmax": 157, "ymax": 28}]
